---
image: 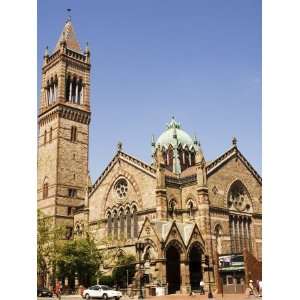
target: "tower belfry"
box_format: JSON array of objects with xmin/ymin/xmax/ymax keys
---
[{"xmin": 37, "ymin": 18, "xmax": 91, "ymax": 231}]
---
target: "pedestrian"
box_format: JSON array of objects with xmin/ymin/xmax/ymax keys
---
[
  {"xmin": 258, "ymin": 280, "xmax": 262, "ymax": 297},
  {"xmin": 248, "ymin": 280, "xmax": 258, "ymax": 297},
  {"xmin": 55, "ymin": 280, "xmax": 62, "ymax": 300},
  {"xmin": 200, "ymin": 280, "xmax": 205, "ymax": 295}
]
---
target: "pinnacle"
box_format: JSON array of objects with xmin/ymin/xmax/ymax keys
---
[{"xmin": 55, "ymin": 19, "xmax": 81, "ymax": 52}]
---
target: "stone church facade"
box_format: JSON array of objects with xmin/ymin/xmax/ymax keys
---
[{"xmin": 38, "ymin": 19, "xmax": 262, "ymax": 294}]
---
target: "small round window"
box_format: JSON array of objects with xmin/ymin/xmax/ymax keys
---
[{"xmin": 115, "ymin": 178, "xmax": 128, "ymax": 199}]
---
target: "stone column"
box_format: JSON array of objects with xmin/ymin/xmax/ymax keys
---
[
  {"xmin": 69, "ymin": 81, "xmax": 72, "ymax": 101},
  {"xmin": 235, "ymin": 217, "xmax": 239, "ymax": 252},
  {"xmin": 80, "ymin": 84, "xmax": 83, "ymax": 104},
  {"xmin": 180, "ymin": 260, "xmax": 190, "ymax": 294},
  {"xmin": 75, "ymin": 81, "xmax": 78, "ymax": 103},
  {"xmin": 243, "ymin": 217, "xmax": 248, "ymax": 250},
  {"xmin": 229, "ymin": 216, "xmax": 235, "ymax": 253},
  {"xmin": 239, "ymin": 217, "xmax": 243, "ymax": 251}
]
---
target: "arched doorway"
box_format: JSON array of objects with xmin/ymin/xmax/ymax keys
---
[
  {"xmin": 189, "ymin": 243, "xmax": 203, "ymax": 291},
  {"xmin": 166, "ymin": 245, "xmax": 181, "ymax": 294}
]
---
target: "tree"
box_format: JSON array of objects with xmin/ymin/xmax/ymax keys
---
[
  {"xmin": 112, "ymin": 254, "xmax": 136, "ymax": 288},
  {"xmin": 37, "ymin": 210, "xmax": 65, "ymax": 288},
  {"xmin": 56, "ymin": 234, "xmax": 102, "ymax": 288}
]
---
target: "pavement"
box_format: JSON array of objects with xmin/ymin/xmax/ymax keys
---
[{"xmin": 38, "ymin": 294, "xmax": 262, "ymax": 300}]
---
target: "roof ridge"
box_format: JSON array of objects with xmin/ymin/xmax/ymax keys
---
[
  {"xmin": 207, "ymin": 146, "xmax": 262, "ymax": 184},
  {"xmin": 89, "ymin": 151, "xmax": 156, "ymax": 197},
  {"xmin": 119, "ymin": 151, "xmax": 156, "ymax": 174}
]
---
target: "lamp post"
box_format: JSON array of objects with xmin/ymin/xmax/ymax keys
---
[
  {"xmin": 204, "ymin": 255, "xmax": 213, "ymax": 299},
  {"xmin": 135, "ymin": 240, "xmax": 146, "ymax": 300}
]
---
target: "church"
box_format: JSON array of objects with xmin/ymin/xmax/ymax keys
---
[{"xmin": 38, "ymin": 19, "xmax": 262, "ymax": 294}]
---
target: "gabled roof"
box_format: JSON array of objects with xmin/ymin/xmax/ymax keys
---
[
  {"xmin": 206, "ymin": 146, "xmax": 262, "ymax": 184},
  {"xmin": 89, "ymin": 151, "xmax": 156, "ymax": 197},
  {"xmin": 151, "ymin": 220, "xmax": 202, "ymax": 247},
  {"xmin": 55, "ymin": 19, "xmax": 81, "ymax": 52}
]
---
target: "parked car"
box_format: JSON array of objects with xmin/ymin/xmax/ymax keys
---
[
  {"xmin": 37, "ymin": 287, "xmax": 53, "ymax": 297},
  {"xmin": 82, "ymin": 285, "xmax": 122, "ymax": 299}
]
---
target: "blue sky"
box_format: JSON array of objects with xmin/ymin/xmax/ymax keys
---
[{"xmin": 38, "ymin": 0, "xmax": 261, "ymax": 182}]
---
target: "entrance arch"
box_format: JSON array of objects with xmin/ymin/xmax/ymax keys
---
[
  {"xmin": 188, "ymin": 243, "xmax": 203, "ymax": 291},
  {"xmin": 166, "ymin": 245, "xmax": 181, "ymax": 294}
]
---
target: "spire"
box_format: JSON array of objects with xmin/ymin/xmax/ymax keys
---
[{"xmin": 55, "ymin": 19, "xmax": 81, "ymax": 52}]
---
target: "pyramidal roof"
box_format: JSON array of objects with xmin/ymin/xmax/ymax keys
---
[{"xmin": 55, "ymin": 18, "xmax": 81, "ymax": 52}]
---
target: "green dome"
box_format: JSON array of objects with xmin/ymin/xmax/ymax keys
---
[{"xmin": 155, "ymin": 117, "xmax": 195, "ymax": 150}]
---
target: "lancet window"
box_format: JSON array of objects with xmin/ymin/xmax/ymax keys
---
[
  {"xmin": 229, "ymin": 215, "xmax": 252, "ymax": 253},
  {"xmin": 45, "ymin": 76, "xmax": 58, "ymax": 105},
  {"xmin": 65, "ymin": 75, "xmax": 83, "ymax": 104},
  {"xmin": 106, "ymin": 205, "xmax": 139, "ymax": 240}
]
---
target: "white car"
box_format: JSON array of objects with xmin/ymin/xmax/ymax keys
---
[{"xmin": 82, "ymin": 285, "xmax": 122, "ymax": 300}]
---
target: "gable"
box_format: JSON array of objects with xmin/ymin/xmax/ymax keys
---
[
  {"xmin": 207, "ymin": 149, "xmax": 262, "ymax": 212},
  {"xmin": 88, "ymin": 151, "xmax": 157, "ymax": 222}
]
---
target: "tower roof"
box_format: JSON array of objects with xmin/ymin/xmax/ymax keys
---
[
  {"xmin": 155, "ymin": 117, "xmax": 196, "ymax": 151},
  {"xmin": 55, "ymin": 19, "xmax": 81, "ymax": 52},
  {"xmin": 154, "ymin": 117, "xmax": 200, "ymax": 174}
]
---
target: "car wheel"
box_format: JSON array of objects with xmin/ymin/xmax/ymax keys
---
[
  {"xmin": 115, "ymin": 297, "xmax": 120, "ymax": 300},
  {"xmin": 85, "ymin": 293, "xmax": 90, "ymax": 299},
  {"xmin": 103, "ymin": 294, "xmax": 108, "ymax": 300}
]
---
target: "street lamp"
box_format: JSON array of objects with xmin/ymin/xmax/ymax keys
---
[
  {"xmin": 204, "ymin": 255, "xmax": 213, "ymax": 299},
  {"xmin": 135, "ymin": 240, "xmax": 146, "ymax": 300}
]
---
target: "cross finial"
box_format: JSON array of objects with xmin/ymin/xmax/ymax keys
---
[
  {"xmin": 117, "ymin": 141, "xmax": 123, "ymax": 151},
  {"xmin": 66, "ymin": 8, "xmax": 72, "ymax": 22},
  {"xmin": 232, "ymin": 136, "xmax": 237, "ymax": 146}
]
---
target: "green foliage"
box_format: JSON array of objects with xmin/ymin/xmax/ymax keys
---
[
  {"xmin": 37, "ymin": 210, "xmax": 65, "ymax": 287},
  {"xmin": 99, "ymin": 275, "xmax": 114, "ymax": 287},
  {"xmin": 56, "ymin": 235, "xmax": 102, "ymax": 287},
  {"xmin": 112, "ymin": 255, "xmax": 136, "ymax": 288}
]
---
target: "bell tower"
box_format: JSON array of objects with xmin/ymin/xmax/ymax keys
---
[{"xmin": 37, "ymin": 18, "xmax": 91, "ymax": 231}]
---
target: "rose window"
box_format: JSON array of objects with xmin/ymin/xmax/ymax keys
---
[
  {"xmin": 228, "ymin": 181, "xmax": 251, "ymax": 212},
  {"xmin": 115, "ymin": 179, "xmax": 128, "ymax": 199}
]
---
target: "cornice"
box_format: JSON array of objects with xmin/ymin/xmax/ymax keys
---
[{"xmin": 38, "ymin": 103, "xmax": 91, "ymax": 126}]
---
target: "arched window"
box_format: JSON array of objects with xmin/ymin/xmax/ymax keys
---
[
  {"xmin": 120, "ymin": 209, "xmax": 125, "ymax": 239},
  {"xmin": 187, "ymin": 200, "xmax": 194, "ymax": 219},
  {"xmin": 228, "ymin": 181, "xmax": 253, "ymax": 253},
  {"xmin": 168, "ymin": 199, "xmax": 176, "ymax": 219},
  {"xmin": 70, "ymin": 126, "xmax": 77, "ymax": 142},
  {"xmin": 43, "ymin": 182, "xmax": 48, "ymax": 199},
  {"xmin": 133, "ymin": 206, "xmax": 138, "ymax": 238},
  {"xmin": 107, "ymin": 212, "xmax": 112, "ymax": 237},
  {"xmin": 167, "ymin": 146, "xmax": 173, "ymax": 171},
  {"xmin": 190, "ymin": 150, "xmax": 195, "ymax": 166},
  {"xmin": 126, "ymin": 208, "xmax": 131, "ymax": 239},
  {"xmin": 77, "ymin": 79, "xmax": 83, "ymax": 104},
  {"xmin": 49, "ymin": 127, "xmax": 53, "ymax": 143},
  {"xmin": 44, "ymin": 130, "xmax": 47, "ymax": 145},
  {"xmin": 113, "ymin": 210, "xmax": 118, "ymax": 240},
  {"xmin": 71, "ymin": 77, "xmax": 77, "ymax": 103},
  {"xmin": 65, "ymin": 75, "xmax": 71, "ymax": 101}
]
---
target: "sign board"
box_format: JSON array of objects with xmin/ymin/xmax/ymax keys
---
[{"xmin": 218, "ymin": 254, "xmax": 244, "ymax": 271}]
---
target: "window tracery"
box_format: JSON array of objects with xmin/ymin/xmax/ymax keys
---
[
  {"xmin": 114, "ymin": 178, "xmax": 128, "ymax": 199},
  {"xmin": 106, "ymin": 205, "xmax": 139, "ymax": 240},
  {"xmin": 227, "ymin": 181, "xmax": 253, "ymax": 253}
]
